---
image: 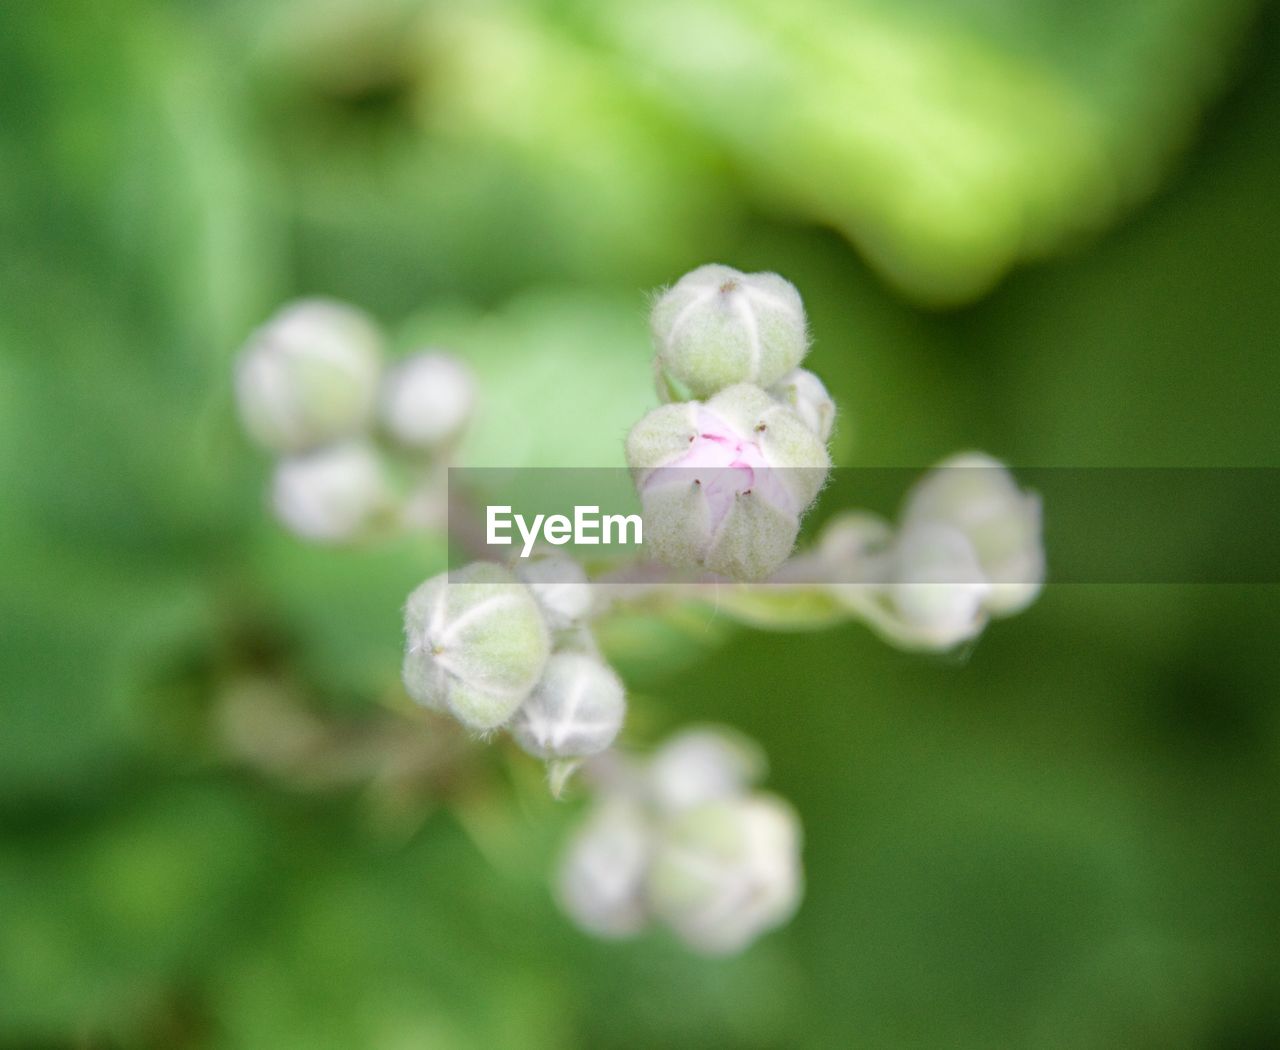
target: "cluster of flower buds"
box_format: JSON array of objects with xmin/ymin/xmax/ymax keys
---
[
  {"xmin": 401, "ymin": 558, "xmax": 625, "ymax": 790},
  {"xmin": 628, "ymin": 266, "xmax": 835, "ymax": 581},
  {"xmin": 818, "ymin": 453, "xmax": 1044, "ymax": 649},
  {"xmin": 236, "ymin": 269, "xmax": 1049, "ymax": 959},
  {"xmin": 557, "ymin": 726, "xmax": 802, "ymax": 955},
  {"xmin": 234, "ymin": 298, "xmax": 475, "ymax": 543}
]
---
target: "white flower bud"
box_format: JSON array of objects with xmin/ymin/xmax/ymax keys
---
[
  {"xmin": 235, "ymin": 299, "xmax": 382, "ymax": 453},
  {"xmin": 626, "ymin": 384, "xmax": 830, "ymax": 581},
  {"xmin": 378, "ymin": 350, "xmax": 475, "ymax": 451},
  {"xmin": 902, "ymin": 452, "xmax": 1045, "ymax": 616},
  {"xmin": 768, "ymin": 368, "xmax": 835, "ymax": 443},
  {"xmin": 888, "ymin": 521, "xmax": 991, "ymax": 648},
  {"xmin": 647, "ymin": 726, "xmax": 766, "ymax": 813},
  {"xmin": 514, "ymin": 550, "xmax": 593, "ymax": 630},
  {"xmin": 270, "ymin": 440, "xmax": 392, "ymax": 543},
  {"xmin": 647, "ymin": 795, "xmax": 803, "ymax": 956},
  {"xmin": 402, "ymin": 562, "xmax": 550, "ymax": 732},
  {"xmin": 651, "ymin": 265, "xmax": 809, "ymax": 399},
  {"xmin": 509, "ymin": 652, "xmax": 626, "ymax": 761},
  {"xmin": 817, "ymin": 511, "xmax": 894, "ymax": 570},
  {"xmin": 557, "ymin": 797, "xmax": 653, "ymax": 939}
]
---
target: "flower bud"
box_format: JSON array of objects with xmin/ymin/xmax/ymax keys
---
[
  {"xmin": 902, "ymin": 452, "xmax": 1044, "ymax": 615},
  {"xmin": 651, "ymin": 265, "xmax": 809, "ymax": 399},
  {"xmin": 235, "ymin": 298, "xmax": 382, "ymax": 453},
  {"xmin": 509, "ymin": 652, "xmax": 626, "ymax": 761},
  {"xmin": 647, "ymin": 795, "xmax": 803, "ymax": 955},
  {"xmin": 768, "ymin": 368, "xmax": 835, "ymax": 443},
  {"xmin": 270, "ymin": 440, "xmax": 392, "ymax": 543},
  {"xmin": 647, "ymin": 726, "xmax": 766, "ymax": 813},
  {"xmin": 402, "ymin": 562, "xmax": 550, "ymax": 731},
  {"xmin": 378, "ymin": 350, "xmax": 475, "ymax": 451},
  {"xmin": 626, "ymin": 384, "xmax": 829, "ymax": 581},
  {"xmin": 557, "ymin": 797, "xmax": 653, "ymax": 939},
  {"xmin": 817, "ymin": 511, "xmax": 894, "ymax": 571},
  {"xmin": 888, "ymin": 521, "xmax": 991, "ymax": 648},
  {"xmin": 514, "ymin": 550, "xmax": 593, "ymax": 630}
]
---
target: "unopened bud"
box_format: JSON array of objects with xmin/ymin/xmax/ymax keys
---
[
  {"xmin": 379, "ymin": 350, "xmax": 475, "ymax": 451},
  {"xmin": 557, "ymin": 797, "xmax": 653, "ymax": 939},
  {"xmin": 888, "ymin": 521, "xmax": 990, "ymax": 647},
  {"xmin": 235, "ymin": 299, "xmax": 382, "ymax": 453},
  {"xmin": 647, "ymin": 795, "xmax": 803, "ymax": 955},
  {"xmin": 902, "ymin": 452, "xmax": 1044, "ymax": 615},
  {"xmin": 768, "ymin": 368, "xmax": 835, "ymax": 443},
  {"xmin": 509, "ymin": 652, "xmax": 626, "ymax": 761},
  {"xmin": 402, "ymin": 562, "xmax": 550, "ymax": 731},
  {"xmin": 647, "ymin": 726, "xmax": 766, "ymax": 813},
  {"xmin": 651, "ymin": 265, "xmax": 809, "ymax": 399},
  {"xmin": 270, "ymin": 440, "xmax": 392, "ymax": 543},
  {"xmin": 515, "ymin": 550, "xmax": 593, "ymax": 630},
  {"xmin": 627, "ymin": 384, "xmax": 829, "ymax": 581},
  {"xmin": 817, "ymin": 511, "xmax": 894, "ymax": 570}
]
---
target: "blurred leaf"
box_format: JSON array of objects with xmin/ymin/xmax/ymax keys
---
[
  {"xmin": 582, "ymin": 0, "xmax": 1256, "ymax": 302},
  {"xmin": 246, "ymin": 528, "xmax": 445, "ymax": 704},
  {"xmin": 206, "ymin": 813, "xmax": 575, "ymax": 1050},
  {"xmin": 399, "ymin": 290, "xmax": 656, "ymax": 470},
  {"xmin": 0, "ymin": 782, "xmax": 269, "ymax": 1041},
  {"xmin": 0, "ymin": 1, "xmax": 281, "ymax": 798},
  {"xmin": 227, "ymin": 0, "xmax": 735, "ymax": 315}
]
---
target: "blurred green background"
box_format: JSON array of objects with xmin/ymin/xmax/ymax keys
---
[{"xmin": 4, "ymin": 0, "xmax": 1280, "ymax": 1046}]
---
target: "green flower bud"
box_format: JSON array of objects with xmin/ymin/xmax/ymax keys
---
[
  {"xmin": 402, "ymin": 562, "xmax": 550, "ymax": 731},
  {"xmin": 557, "ymin": 797, "xmax": 653, "ymax": 939},
  {"xmin": 514, "ymin": 550, "xmax": 593, "ymax": 630},
  {"xmin": 509, "ymin": 652, "xmax": 626, "ymax": 761},
  {"xmin": 647, "ymin": 794, "xmax": 803, "ymax": 956},
  {"xmin": 626, "ymin": 384, "xmax": 830, "ymax": 581},
  {"xmin": 651, "ymin": 265, "xmax": 809, "ymax": 399},
  {"xmin": 902, "ymin": 452, "xmax": 1044, "ymax": 616},
  {"xmin": 768, "ymin": 368, "xmax": 835, "ymax": 443},
  {"xmin": 235, "ymin": 298, "xmax": 382, "ymax": 453},
  {"xmin": 379, "ymin": 350, "xmax": 475, "ymax": 451},
  {"xmin": 270, "ymin": 440, "xmax": 392, "ymax": 544}
]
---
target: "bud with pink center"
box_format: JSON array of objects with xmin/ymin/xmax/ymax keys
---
[{"xmin": 626, "ymin": 384, "xmax": 829, "ymax": 581}]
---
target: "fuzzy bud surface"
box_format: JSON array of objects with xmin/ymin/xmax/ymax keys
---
[
  {"xmin": 402, "ymin": 563, "xmax": 550, "ymax": 731},
  {"xmin": 651, "ymin": 265, "xmax": 809, "ymax": 399}
]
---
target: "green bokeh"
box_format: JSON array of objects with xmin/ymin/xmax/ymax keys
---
[{"xmin": 2, "ymin": 0, "xmax": 1279, "ymax": 1046}]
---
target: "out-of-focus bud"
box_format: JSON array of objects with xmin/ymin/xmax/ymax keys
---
[
  {"xmin": 555, "ymin": 725, "xmax": 805, "ymax": 952},
  {"xmin": 888, "ymin": 521, "xmax": 991, "ymax": 648},
  {"xmin": 235, "ymin": 298, "xmax": 382, "ymax": 453},
  {"xmin": 557, "ymin": 797, "xmax": 653, "ymax": 938},
  {"xmin": 270, "ymin": 440, "xmax": 392, "ymax": 543},
  {"xmin": 509, "ymin": 652, "xmax": 626, "ymax": 761},
  {"xmin": 402, "ymin": 562, "xmax": 550, "ymax": 732},
  {"xmin": 626, "ymin": 384, "xmax": 830, "ymax": 581},
  {"xmin": 646, "ymin": 726, "xmax": 766, "ymax": 813},
  {"xmin": 647, "ymin": 795, "xmax": 803, "ymax": 956},
  {"xmin": 515, "ymin": 550, "xmax": 593, "ymax": 630},
  {"xmin": 817, "ymin": 510, "xmax": 894, "ymax": 573},
  {"xmin": 379, "ymin": 350, "xmax": 475, "ymax": 451},
  {"xmin": 651, "ymin": 265, "xmax": 809, "ymax": 399},
  {"xmin": 902, "ymin": 452, "xmax": 1045, "ymax": 616},
  {"xmin": 768, "ymin": 368, "xmax": 835, "ymax": 443}
]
